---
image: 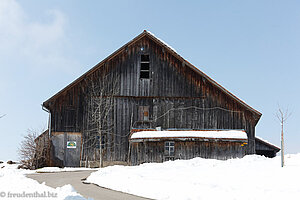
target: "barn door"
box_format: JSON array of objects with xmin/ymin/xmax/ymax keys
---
[{"xmin": 64, "ymin": 132, "xmax": 82, "ymax": 167}]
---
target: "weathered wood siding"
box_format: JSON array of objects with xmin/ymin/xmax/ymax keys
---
[
  {"xmin": 255, "ymin": 140, "xmax": 275, "ymax": 151},
  {"xmin": 130, "ymin": 140, "xmax": 246, "ymax": 166},
  {"xmin": 34, "ymin": 130, "xmax": 51, "ymax": 168},
  {"xmin": 50, "ymin": 132, "xmax": 82, "ymax": 167},
  {"xmin": 46, "ymin": 35, "xmax": 258, "ymax": 166}
]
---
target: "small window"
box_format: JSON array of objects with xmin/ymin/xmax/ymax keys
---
[
  {"xmin": 140, "ymin": 71, "xmax": 150, "ymax": 79},
  {"xmin": 141, "ymin": 62, "xmax": 149, "ymax": 70},
  {"xmin": 140, "ymin": 54, "xmax": 150, "ymax": 79},
  {"xmin": 141, "ymin": 54, "xmax": 149, "ymax": 61},
  {"xmin": 139, "ymin": 106, "xmax": 149, "ymax": 121},
  {"xmin": 165, "ymin": 141, "xmax": 175, "ymax": 161}
]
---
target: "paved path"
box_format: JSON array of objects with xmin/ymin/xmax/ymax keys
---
[{"xmin": 27, "ymin": 171, "xmax": 150, "ymax": 200}]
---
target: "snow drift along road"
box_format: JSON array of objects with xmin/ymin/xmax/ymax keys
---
[
  {"xmin": 0, "ymin": 163, "xmax": 87, "ymax": 200},
  {"xmin": 86, "ymin": 154, "xmax": 300, "ymax": 200}
]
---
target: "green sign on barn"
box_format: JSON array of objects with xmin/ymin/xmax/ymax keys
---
[{"xmin": 67, "ymin": 141, "xmax": 76, "ymax": 148}]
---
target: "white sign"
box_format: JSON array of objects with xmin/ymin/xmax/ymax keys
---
[{"xmin": 67, "ymin": 141, "xmax": 76, "ymax": 148}]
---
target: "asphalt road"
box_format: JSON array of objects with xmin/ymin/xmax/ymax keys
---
[{"xmin": 26, "ymin": 170, "xmax": 150, "ymax": 200}]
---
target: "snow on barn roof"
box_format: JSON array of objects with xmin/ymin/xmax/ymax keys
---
[
  {"xmin": 130, "ymin": 130, "xmax": 248, "ymax": 141},
  {"xmin": 146, "ymin": 31, "xmax": 178, "ymax": 53}
]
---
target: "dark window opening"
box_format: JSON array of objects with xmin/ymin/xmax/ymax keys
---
[
  {"xmin": 140, "ymin": 71, "xmax": 150, "ymax": 79},
  {"xmin": 141, "ymin": 63, "xmax": 149, "ymax": 70},
  {"xmin": 140, "ymin": 54, "xmax": 150, "ymax": 79},
  {"xmin": 141, "ymin": 54, "xmax": 150, "ymax": 62}
]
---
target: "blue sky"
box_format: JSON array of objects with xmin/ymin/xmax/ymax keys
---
[{"xmin": 0, "ymin": 0, "xmax": 299, "ymax": 161}]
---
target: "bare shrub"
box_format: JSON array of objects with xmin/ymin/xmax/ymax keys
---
[{"xmin": 18, "ymin": 128, "xmax": 48, "ymax": 169}]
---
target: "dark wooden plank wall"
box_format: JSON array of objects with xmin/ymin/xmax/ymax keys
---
[
  {"xmin": 255, "ymin": 139, "xmax": 279, "ymax": 158},
  {"xmin": 130, "ymin": 140, "xmax": 246, "ymax": 166},
  {"xmin": 255, "ymin": 139, "xmax": 278, "ymax": 151},
  {"xmin": 48, "ymin": 35, "xmax": 257, "ymax": 165}
]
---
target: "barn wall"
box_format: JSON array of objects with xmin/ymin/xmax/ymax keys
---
[
  {"xmin": 130, "ymin": 140, "xmax": 247, "ymax": 166},
  {"xmin": 47, "ymin": 35, "xmax": 258, "ymax": 166},
  {"xmin": 255, "ymin": 140, "xmax": 277, "ymax": 151},
  {"xmin": 79, "ymin": 96, "xmax": 253, "ymax": 166},
  {"xmin": 255, "ymin": 139, "xmax": 279, "ymax": 158},
  {"xmin": 50, "ymin": 132, "xmax": 82, "ymax": 167},
  {"xmin": 34, "ymin": 130, "xmax": 51, "ymax": 168}
]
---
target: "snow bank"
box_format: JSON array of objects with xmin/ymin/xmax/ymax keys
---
[
  {"xmin": 130, "ymin": 130, "xmax": 247, "ymax": 140},
  {"xmin": 86, "ymin": 154, "xmax": 300, "ymax": 200},
  {"xmin": 0, "ymin": 163, "xmax": 87, "ymax": 200}
]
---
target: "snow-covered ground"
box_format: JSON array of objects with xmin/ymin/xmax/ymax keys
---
[
  {"xmin": 86, "ymin": 154, "xmax": 300, "ymax": 200},
  {"xmin": 0, "ymin": 162, "xmax": 87, "ymax": 200}
]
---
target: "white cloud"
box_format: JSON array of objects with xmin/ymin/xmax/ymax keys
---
[{"xmin": 0, "ymin": 0, "xmax": 78, "ymax": 73}]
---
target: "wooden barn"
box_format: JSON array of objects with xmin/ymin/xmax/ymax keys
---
[{"xmin": 41, "ymin": 30, "xmax": 274, "ymax": 167}]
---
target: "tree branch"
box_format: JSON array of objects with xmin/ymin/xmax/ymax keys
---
[{"xmin": 0, "ymin": 114, "xmax": 6, "ymax": 119}]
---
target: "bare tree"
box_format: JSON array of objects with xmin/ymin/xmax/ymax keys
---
[
  {"xmin": 83, "ymin": 73, "xmax": 119, "ymax": 167},
  {"xmin": 276, "ymin": 107, "xmax": 291, "ymax": 167},
  {"xmin": 18, "ymin": 128, "xmax": 48, "ymax": 169}
]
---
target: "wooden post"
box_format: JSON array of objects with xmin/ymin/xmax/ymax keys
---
[{"xmin": 276, "ymin": 107, "xmax": 291, "ymax": 168}]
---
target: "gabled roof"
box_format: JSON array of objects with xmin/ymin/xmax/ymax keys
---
[{"xmin": 43, "ymin": 30, "xmax": 262, "ymax": 121}]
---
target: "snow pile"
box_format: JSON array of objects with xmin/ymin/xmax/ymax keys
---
[
  {"xmin": 0, "ymin": 162, "xmax": 87, "ymax": 200},
  {"xmin": 36, "ymin": 167, "xmax": 95, "ymax": 173},
  {"xmin": 130, "ymin": 130, "xmax": 247, "ymax": 140},
  {"xmin": 86, "ymin": 154, "xmax": 300, "ymax": 200},
  {"xmin": 0, "ymin": 162, "xmax": 35, "ymax": 176}
]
